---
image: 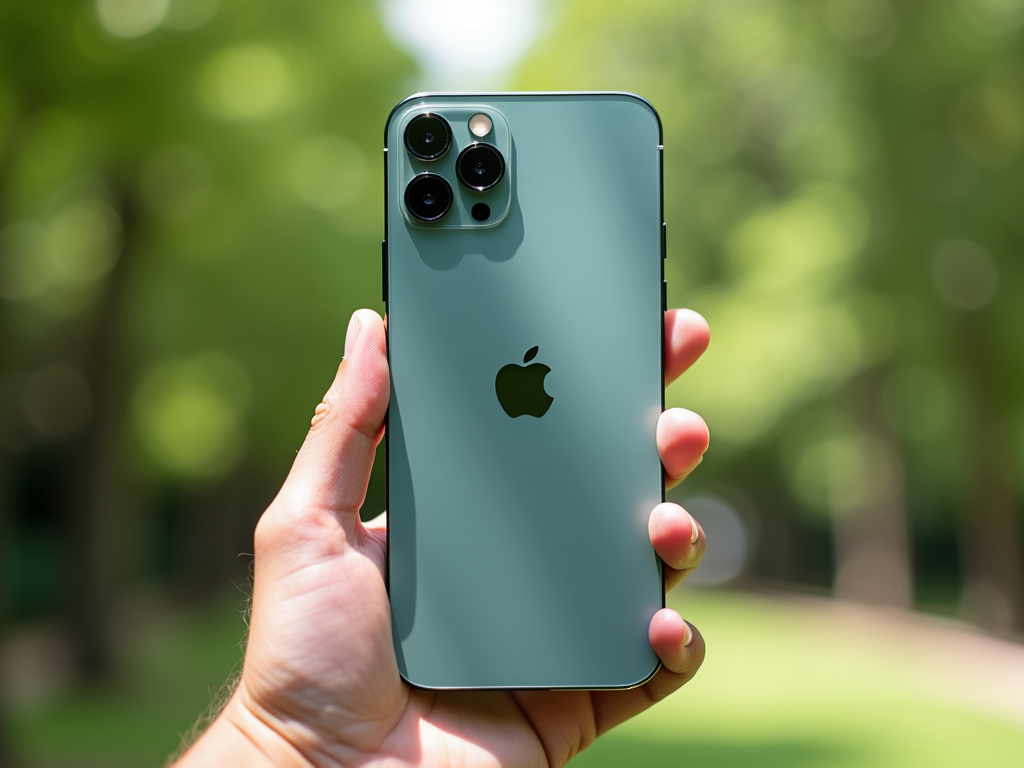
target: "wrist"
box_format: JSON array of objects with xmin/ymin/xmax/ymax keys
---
[{"xmin": 174, "ymin": 686, "xmax": 316, "ymax": 768}]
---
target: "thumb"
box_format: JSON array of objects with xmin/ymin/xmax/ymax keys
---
[{"xmin": 276, "ymin": 309, "xmax": 389, "ymax": 518}]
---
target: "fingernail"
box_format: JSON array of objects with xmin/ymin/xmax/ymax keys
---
[
  {"xmin": 345, "ymin": 313, "xmax": 362, "ymax": 358},
  {"xmin": 681, "ymin": 621, "xmax": 694, "ymax": 647},
  {"xmin": 310, "ymin": 402, "xmax": 329, "ymax": 428},
  {"xmin": 688, "ymin": 512, "xmax": 700, "ymax": 544}
]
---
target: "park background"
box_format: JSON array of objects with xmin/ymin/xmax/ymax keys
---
[{"xmin": 1, "ymin": 0, "xmax": 1023, "ymax": 765}]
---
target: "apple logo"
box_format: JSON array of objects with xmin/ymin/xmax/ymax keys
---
[{"xmin": 495, "ymin": 346, "xmax": 554, "ymax": 418}]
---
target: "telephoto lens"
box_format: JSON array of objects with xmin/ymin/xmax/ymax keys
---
[
  {"xmin": 456, "ymin": 143, "xmax": 505, "ymax": 192},
  {"xmin": 404, "ymin": 113, "xmax": 452, "ymax": 161},
  {"xmin": 405, "ymin": 173, "xmax": 453, "ymax": 222}
]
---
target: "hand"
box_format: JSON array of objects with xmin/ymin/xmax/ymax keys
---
[{"xmin": 175, "ymin": 307, "xmax": 711, "ymax": 768}]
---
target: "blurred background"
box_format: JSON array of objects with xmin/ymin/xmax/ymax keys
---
[{"xmin": 1, "ymin": 0, "xmax": 1022, "ymax": 766}]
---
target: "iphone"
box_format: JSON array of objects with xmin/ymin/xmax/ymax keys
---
[{"xmin": 384, "ymin": 93, "xmax": 665, "ymax": 689}]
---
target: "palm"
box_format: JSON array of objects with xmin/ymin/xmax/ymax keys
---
[
  {"xmin": 246, "ymin": 523, "xmax": 648, "ymax": 768},
  {"xmin": 232, "ymin": 308, "xmax": 710, "ymax": 768}
]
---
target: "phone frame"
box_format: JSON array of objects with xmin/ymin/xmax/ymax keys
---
[{"xmin": 382, "ymin": 92, "xmax": 667, "ymax": 691}]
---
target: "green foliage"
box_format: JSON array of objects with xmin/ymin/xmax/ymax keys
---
[
  {"xmin": 0, "ymin": 0, "xmax": 414, "ymax": 482},
  {"xmin": 518, "ymin": 0, "xmax": 1024, "ymax": 526}
]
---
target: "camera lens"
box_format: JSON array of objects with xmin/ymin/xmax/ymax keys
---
[
  {"xmin": 405, "ymin": 173, "xmax": 453, "ymax": 222},
  {"xmin": 404, "ymin": 113, "xmax": 452, "ymax": 161},
  {"xmin": 456, "ymin": 143, "xmax": 505, "ymax": 192}
]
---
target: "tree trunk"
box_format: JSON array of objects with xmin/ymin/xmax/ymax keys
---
[
  {"xmin": 0, "ymin": 718, "xmax": 13, "ymax": 768},
  {"xmin": 832, "ymin": 369, "xmax": 914, "ymax": 609},
  {"xmin": 60, "ymin": 182, "xmax": 141, "ymax": 679},
  {"xmin": 0, "ymin": 112, "xmax": 20, "ymax": 768},
  {"xmin": 0, "ymin": 458, "xmax": 13, "ymax": 768},
  {"xmin": 957, "ymin": 317, "xmax": 1023, "ymax": 635}
]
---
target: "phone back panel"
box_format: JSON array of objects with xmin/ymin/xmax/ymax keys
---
[{"xmin": 385, "ymin": 93, "xmax": 664, "ymax": 689}]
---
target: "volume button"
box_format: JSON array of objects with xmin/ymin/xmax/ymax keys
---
[
  {"xmin": 382, "ymin": 240, "xmax": 388, "ymax": 303},
  {"xmin": 662, "ymin": 280, "xmax": 667, "ymax": 311},
  {"xmin": 662, "ymin": 222, "xmax": 667, "ymax": 259}
]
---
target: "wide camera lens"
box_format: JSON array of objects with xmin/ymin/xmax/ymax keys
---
[
  {"xmin": 404, "ymin": 113, "xmax": 452, "ymax": 161},
  {"xmin": 456, "ymin": 143, "xmax": 505, "ymax": 192},
  {"xmin": 405, "ymin": 173, "xmax": 453, "ymax": 222}
]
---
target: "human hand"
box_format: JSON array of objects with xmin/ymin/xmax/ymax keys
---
[{"xmin": 175, "ymin": 307, "xmax": 711, "ymax": 768}]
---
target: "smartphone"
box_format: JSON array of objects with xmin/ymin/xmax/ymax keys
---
[{"xmin": 384, "ymin": 93, "xmax": 665, "ymax": 690}]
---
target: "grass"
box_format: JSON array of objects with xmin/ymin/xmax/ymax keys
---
[
  {"xmin": 8, "ymin": 589, "xmax": 1024, "ymax": 767},
  {"xmin": 578, "ymin": 589, "xmax": 1024, "ymax": 768},
  {"xmin": 9, "ymin": 595, "xmax": 247, "ymax": 767}
]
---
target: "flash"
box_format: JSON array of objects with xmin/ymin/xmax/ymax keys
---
[{"xmin": 469, "ymin": 113, "xmax": 493, "ymax": 138}]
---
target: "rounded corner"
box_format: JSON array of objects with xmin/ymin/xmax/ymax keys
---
[
  {"xmin": 609, "ymin": 92, "xmax": 663, "ymax": 144},
  {"xmin": 397, "ymin": 668, "xmax": 429, "ymax": 691},
  {"xmin": 384, "ymin": 93, "xmax": 429, "ymax": 146},
  {"xmin": 621, "ymin": 657, "xmax": 664, "ymax": 691}
]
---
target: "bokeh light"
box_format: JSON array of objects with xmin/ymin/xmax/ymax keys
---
[
  {"xmin": 132, "ymin": 354, "xmax": 250, "ymax": 478},
  {"xmin": 825, "ymin": 0, "xmax": 899, "ymax": 57},
  {"xmin": 678, "ymin": 495, "xmax": 751, "ymax": 586},
  {"xmin": 162, "ymin": 0, "xmax": 220, "ymax": 31},
  {"xmin": 45, "ymin": 200, "xmax": 123, "ymax": 283},
  {"xmin": 95, "ymin": 0, "xmax": 170, "ymax": 39},
  {"xmin": 202, "ymin": 44, "xmax": 293, "ymax": 121},
  {"xmin": 958, "ymin": 0, "xmax": 1024, "ymax": 35},
  {"xmin": 0, "ymin": 199, "xmax": 122, "ymax": 303},
  {"xmin": 791, "ymin": 429, "xmax": 893, "ymax": 518},
  {"xmin": 932, "ymin": 239, "xmax": 999, "ymax": 310}
]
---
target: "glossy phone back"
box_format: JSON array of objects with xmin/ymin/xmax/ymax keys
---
[{"xmin": 385, "ymin": 93, "xmax": 665, "ymax": 690}]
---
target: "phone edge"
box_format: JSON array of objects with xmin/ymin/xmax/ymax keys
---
[{"xmin": 382, "ymin": 92, "xmax": 667, "ymax": 692}]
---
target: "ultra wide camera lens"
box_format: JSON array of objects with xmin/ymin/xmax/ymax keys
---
[
  {"xmin": 404, "ymin": 173, "xmax": 453, "ymax": 222},
  {"xmin": 455, "ymin": 143, "xmax": 505, "ymax": 192},
  {"xmin": 404, "ymin": 113, "xmax": 452, "ymax": 161}
]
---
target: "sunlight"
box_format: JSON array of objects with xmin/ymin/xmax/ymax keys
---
[{"xmin": 381, "ymin": 0, "xmax": 545, "ymax": 88}]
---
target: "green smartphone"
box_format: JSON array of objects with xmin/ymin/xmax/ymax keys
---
[{"xmin": 384, "ymin": 92, "xmax": 665, "ymax": 690}]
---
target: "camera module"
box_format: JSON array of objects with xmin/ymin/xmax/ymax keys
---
[
  {"xmin": 456, "ymin": 143, "xmax": 505, "ymax": 192},
  {"xmin": 405, "ymin": 173, "xmax": 453, "ymax": 222},
  {"xmin": 404, "ymin": 113, "xmax": 452, "ymax": 161}
]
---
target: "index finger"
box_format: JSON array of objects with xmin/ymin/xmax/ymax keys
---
[{"xmin": 665, "ymin": 309, "xmax": 710, "ymax": 386}]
